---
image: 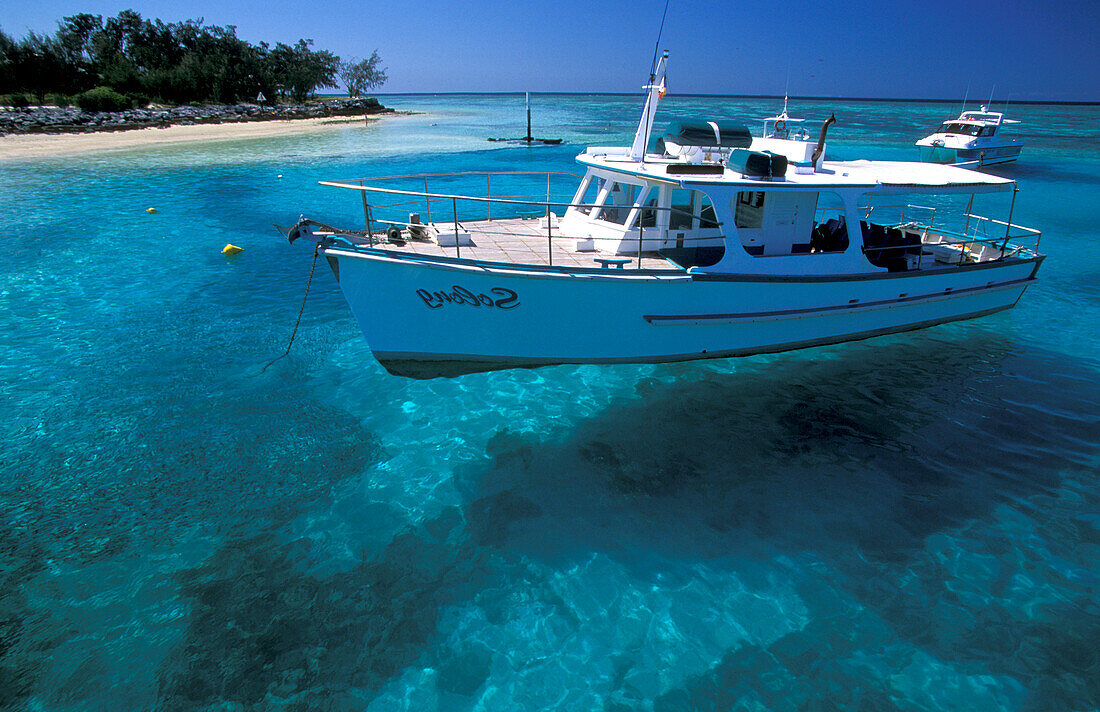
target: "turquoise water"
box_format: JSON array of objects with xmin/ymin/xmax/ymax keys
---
[{"xmin": 1, "ymin": 94, "xmax": 1098, "ymax": 711}]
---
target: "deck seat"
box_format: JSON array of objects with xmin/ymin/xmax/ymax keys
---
[{"xmin": 812, "ymin": 217, "xmax": 849, "ymax": 253}]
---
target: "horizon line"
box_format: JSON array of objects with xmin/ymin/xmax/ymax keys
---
[{"xmin": 359, "ymin": 91, "xmax": 1100, "ymax": 107}]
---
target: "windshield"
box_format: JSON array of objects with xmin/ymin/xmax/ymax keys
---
[{"xmin": 937, "ymin": 122, "xmax": 980, "ymax": 136}]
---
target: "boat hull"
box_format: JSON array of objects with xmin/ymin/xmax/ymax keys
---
[
  {"xmin": 324, "ymin": 248, "xmax": 1041, "ymax": 378},
  {"xmin": 918, "ymin": 144, "xmax": 1022, "ymax": 165}
]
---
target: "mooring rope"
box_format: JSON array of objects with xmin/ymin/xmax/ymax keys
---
[{"xmin": 260, "ymin": 242, "xmax": 320, "ymax": 375}]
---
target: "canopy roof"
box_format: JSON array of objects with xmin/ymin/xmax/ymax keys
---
[
  {"xmin": 832, "ymin": 160, "xmax": 1014, "ymax": 194},
  {"xmin": 580, "ymin": 153, "xmax": 1015, "ymax": 195}
]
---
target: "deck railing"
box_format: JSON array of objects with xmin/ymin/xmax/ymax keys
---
[
  {"xmin": 930, "ymin": 214, "xmax": 1042, "ymax": 263},
  {"xmin": 861, "ymin": 203, "xmax": 937, "ymax": 229},
  {"xmin": 859, "ymin": 214, "xmax": 1041, "ymax": 268},
  {"xmin": 319, "ymin": 171, "xmax": 723, "ymax": 268},
  {"xmin": 315, "ymin": 175, "xmax": 1041, "ymax": 270}
]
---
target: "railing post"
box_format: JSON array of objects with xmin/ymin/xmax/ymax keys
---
[
  {"xmin": 546, "ymin": 202, "xmax": 553, "ymax": 267},
  {"xmin": 1000, "ymin": 185, "xmax": 1019, "ymax": 257},
  {"xmin": 487, "ymin": 174, "xmax": 492, "ymax": 221},
  {"xmin": 638, "ymin": 222, "xmax": 644, "ymax": 269},
  {"xmin": 362, "ymin": 185, "xmax": 375, "ymax": 247},
  {"xmin": 453, "ymin": 197, "xmax": 461, "ymax": 259},
  {"xmin": 367, "ymin": 207, "xmax": 376, "ymax": 247},
  {"xmin": 963, "ymin": 192, "xmax": 975, "ymax": 235},
  {"xmin": 425, "ymin": 176, "xmax": 431, "ymax": 223}
]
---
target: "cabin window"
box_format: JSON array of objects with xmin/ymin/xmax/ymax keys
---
[
  {"xmin": 940, "ymin": 122, "xmax": 980, "ymax": 136},
  {"xmin": 585, "ymin": 177, "xmax": 608, "ymax": 219},
  {"xmin": 664, "ymin": 189, "xmax": 720, "ymax": 231},
  {"xmin": 590, "ymin": 180, "xmax": 652, "ymax": 226},
  {"xmin": 633, "ymin": 197, "xmax": 658, "ymax": 228},
  {"xmin": 653, "ymin": 188, "xmax": 725, "ymax": 268},
  {"xmin": 569, "ymin": 174, "xmax": 598, "ymax": 215},
  {"xmin": 596, "ymin": 182, "xmax": 628, "ymax": 223},
  {"xmin": 699, "ymin": 197, "xmax": 718, "ymax": 228},
  {"xmin": 670, "ymin": 189, "xmax": 693, "ymax": 230},
  {"xmin": 733, "ymin": 190, "xmax": 845, "ymax": 256},
  {"xmin": 810, "ymin": 192, "xmax": 850, "ymax": 253},
  {"xmin": 735, "ymin": 191, "xmax": 766, "ymax": 229}
]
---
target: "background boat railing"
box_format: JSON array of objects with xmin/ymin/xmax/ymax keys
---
[{"xmin": 319, "ymin": 171, "xmax": 721, "ymax": 268}]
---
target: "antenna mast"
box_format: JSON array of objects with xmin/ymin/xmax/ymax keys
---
[
  {"xmin": 634, "ymin": 0, "xmax": 672, "ymax": 162},
  {"xmin": 630, "ymin": 52, "xmax": 669, "ymax": 160},
  {"xmin": 648, "ymin": 0, "xmax": 671, "ymax": 78}
]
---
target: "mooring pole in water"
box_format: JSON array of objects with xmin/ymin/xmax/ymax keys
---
[{"xmin": 526, "ymin": 92, "xmax": 532, "ymax": 141}]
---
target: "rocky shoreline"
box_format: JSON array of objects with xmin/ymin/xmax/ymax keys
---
[{"xmin": 0, "ymin": 97, "xmax": 391, "ymax": 136}]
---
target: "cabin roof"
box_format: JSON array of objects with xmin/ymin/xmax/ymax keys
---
[{"xmin": 578, "ymin": 153, "xmax": 1014, "ymax": 195}]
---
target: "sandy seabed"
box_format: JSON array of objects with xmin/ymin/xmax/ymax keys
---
[{"xmin": 0, "ymin": 115, "xmax": 376, "ymax": 159}]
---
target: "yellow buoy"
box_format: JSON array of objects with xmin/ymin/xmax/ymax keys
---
[
  {"xmin": 222, "ymin": 244, "xmax": 244, "ymax": 255},
  {"xmin": 146, "ymin": 207, "xmax": 157, "ymax": 214}
]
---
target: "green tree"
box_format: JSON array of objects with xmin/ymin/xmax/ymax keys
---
[
  {"xmin": 339, "ymin": 50, "xmax": 387, "ymax": 97},
  {"xmin": 270, "ymin": 39, "xmax": 339, "ymax": 102},
  {"xmin": 55, "ymin": 13, "xmax": 102, "ymax": 91},
  {"xmin": 9, "ymin": 32, "xmax": 72, "ymax": 101},
  {"xmin": 0, "ymin": 28, "xmax": 18, "ymax": 94},
  {"xmin": 0, "ymin": 12, "xmax": 354, "ymax": 106}
]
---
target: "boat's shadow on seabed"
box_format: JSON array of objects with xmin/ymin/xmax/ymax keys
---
[
  {"xmin": 149, "ymin": 332, "xmax": 1100, "ymax": 710},
  {"xmin": 451, "ymin": 332, "xmax": 1100, "ymax": 568}
]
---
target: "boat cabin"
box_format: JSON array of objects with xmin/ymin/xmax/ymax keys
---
[
  {"xmin": 557, "ymin": 143, "xmax": 1023, "ymax": 276},
  {"xmin": 306, "ymin": 56, "xmax": 1035, "ymax": 281}
]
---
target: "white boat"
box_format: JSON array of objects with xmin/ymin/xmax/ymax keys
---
[
  {"xmin": 285, "ymin": 54, "xmax": 1044, "ymax": 378},
  {"xmin": 759, "ymin": 95, "xmax": 814, "ymax": 143},
  {"xmin": 916, "ymin": 106, "xmax": 1023, "ymax": 165}
]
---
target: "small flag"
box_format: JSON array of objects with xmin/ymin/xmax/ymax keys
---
[{"xmin": 658, "ymin": 78, "xmax": 667, "ymax": 99}]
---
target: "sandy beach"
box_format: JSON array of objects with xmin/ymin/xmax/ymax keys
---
[{"xmin": 0, "ymin": 115, "xmax": 380, "ymax": 160}]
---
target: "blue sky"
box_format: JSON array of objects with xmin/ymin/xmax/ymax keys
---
[{"xmin": 3, "ymin": 0, "xmax": 1096, "ymax": 100}]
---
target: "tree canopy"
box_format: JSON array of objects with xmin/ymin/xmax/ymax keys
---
[
  {"xmin": 0, "ymin": 11, "xmax": 381, "ymax": 105},
  {"xmin": 340, "ymin": 51, "xmax": 387, "ymax": 98}
]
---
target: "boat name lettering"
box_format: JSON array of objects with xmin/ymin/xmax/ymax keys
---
[{"xmin": 416, "ymin": 286, "xmax": 519, "ymax": 310}]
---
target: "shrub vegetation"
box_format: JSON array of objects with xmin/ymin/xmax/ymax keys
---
[
  {"xmin": 0, "ymin": 11, "xmax": 384, "ymax": 107},
  {"xmin": 75, "ymin": 86, "xmax": 133, "ymax": 111}
]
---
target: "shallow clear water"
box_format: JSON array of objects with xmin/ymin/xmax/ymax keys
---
[{"xmin": 1, "ymin": 94, "xmax": 1098, "ymax": 711}]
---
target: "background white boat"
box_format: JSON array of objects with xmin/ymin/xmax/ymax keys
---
[{"xmin": 916, "ymin": 106, "xmax": 1023, "ymax": 165}]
